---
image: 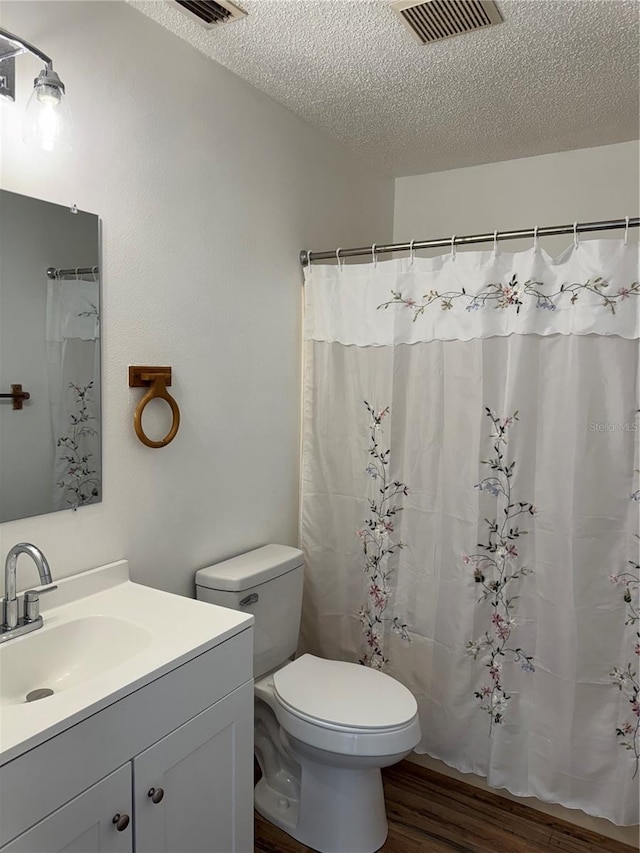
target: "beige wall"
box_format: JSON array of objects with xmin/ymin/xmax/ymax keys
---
[
  {"xmin": 395, "ymin": 141, "xmax": 640, "ymax": 847},
  {"xmin": 0, "ymin": 0, "xmax": 393, "ymax": 597}
]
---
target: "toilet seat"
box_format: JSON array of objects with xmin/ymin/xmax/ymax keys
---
[
  {"xmin": 269, "ymin": 654, "xmax": 421, "ymax": 756},
  {"xmin": 273, "ymin": 654, "xmax": 417, "ymax": 730}
]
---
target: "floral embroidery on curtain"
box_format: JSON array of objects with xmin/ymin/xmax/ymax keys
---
[
  {"xmin": 610, "ymin": 411, "xmax": 640, "ymax": 777},
  {"xmin": 46, "ymin": 277, "xmax": 101, "ymax": 511},
  {"xmin": 378, "ymin": 275, "xmax": 639, "ymax": 318},
  {"xmin": 304, "ymin": 242, "xmax": 640, "ymax": 345},
  {"xmin": 357, "ymin": 402, "xmax": 410, "ymax": 669},
  {"xmin": 56, "ymin": 380, "xmax": 100, "ymax": 508},
  {"xmin": 464, "ymin": 409, "xmax": 536, "ymax": 729}
]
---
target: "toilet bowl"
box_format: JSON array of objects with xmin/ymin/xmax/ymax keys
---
[
  {"xmin": 255, "ymin": 654, "xmax": 420, "ymax": 853},
  {"xmin": 195, "ymin": 545, "xmax": 421, "ymax": 853}
]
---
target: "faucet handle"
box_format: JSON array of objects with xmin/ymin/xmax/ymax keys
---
[{"xmin": 23, "ymin": 585, "xmax": 58, "ymax": 622}]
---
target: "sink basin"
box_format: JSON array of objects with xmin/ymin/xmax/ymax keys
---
[
  {"xmin": 0, "ymin": 615, "xmax": 152, "ymax": 706},
  {"xmin": 0, "ymin": 559, "xmax": 253, "ymax": 766}
]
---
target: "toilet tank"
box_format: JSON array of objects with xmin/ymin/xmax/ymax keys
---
[{"xmin": 195, "ymin": 544, "xmax": 304, "ymax": 679}]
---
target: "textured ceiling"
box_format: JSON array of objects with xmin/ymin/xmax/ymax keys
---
[{"xmin": 131, "ymin": 0, "xmax": 640, "ymax": 177}]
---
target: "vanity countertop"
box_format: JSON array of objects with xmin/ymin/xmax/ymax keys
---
[{"xmin": 0, "ymin": 560, "xmax": 253, "ymax": 765}]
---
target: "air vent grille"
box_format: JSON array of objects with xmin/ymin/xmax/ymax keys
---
[
  {"xmin": 391, "ymin": 0, "xmax": 503, "ymax": 44},
  {"xmin": 170, "ymin": 0, "xmax": 246, "ymax": 28}
]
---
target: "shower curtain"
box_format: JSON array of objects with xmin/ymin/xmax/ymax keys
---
[
  {"xmin": 46, "ymin": 277, "xmax": 101, "ymax": 510},
  {"xmin": 300, "ymin": 239, "xmax": 639, "ymax": 826}
]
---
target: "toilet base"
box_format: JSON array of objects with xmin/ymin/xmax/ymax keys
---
[
  {"xmin": 255, "ymin": 776, "xmax": 300, "ymax": 835},
  {"xmin": 255, "ymin": 756, "xmax": 388, "ymax": 853}
]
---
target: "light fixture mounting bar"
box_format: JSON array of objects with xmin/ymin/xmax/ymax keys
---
[
  {"xmin": 0, "ymin": 27, "xmax": 53, "ymax": 68},
  {"xmin": 0, "ymin": 57, "xmax": 15, "ymax": 101}
]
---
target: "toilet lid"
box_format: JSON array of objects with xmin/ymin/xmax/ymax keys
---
[{"xmin": 273, "ymin": 654, "xmax": 417, "ymax": 730}]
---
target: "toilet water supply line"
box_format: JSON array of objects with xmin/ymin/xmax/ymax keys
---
[{"xmin": 299, "ymin": 216, "xmax": 640, "ymax": 266}]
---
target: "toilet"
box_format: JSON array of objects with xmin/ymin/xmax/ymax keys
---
[{"xmin": 195, "ymin": 544, "xmax": 421, "ymax": 853}]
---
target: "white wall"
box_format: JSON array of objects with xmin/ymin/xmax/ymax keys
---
[
  {"xmin": 394, "ymin": 141, "xmax": 640, "ymax": 847},
  {"xmin": 0, "ymin": 191, "xmax": 98, "ymax": 522},
  {"xmin": 394, "ymin": 141, "xmax": 639, "ymax": 253},
  {"xmin": 0, "ymin": 0, "xmax": 393, "ymax": 597}
]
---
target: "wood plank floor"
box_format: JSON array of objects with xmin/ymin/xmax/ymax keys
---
[{"xmin": 254, "ymin": 761, "xmax": 638, "ymax": 853}]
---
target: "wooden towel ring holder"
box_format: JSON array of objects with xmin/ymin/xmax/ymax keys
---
[{"xmin": 129, "ymin": 366, "xmax": 180, "ymax": 448}]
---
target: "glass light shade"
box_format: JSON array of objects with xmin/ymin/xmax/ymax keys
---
[{"xmin": 23, "ymin": 76, "xmax": 72, "ymax": 153}]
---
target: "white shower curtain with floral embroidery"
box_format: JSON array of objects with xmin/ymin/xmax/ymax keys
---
[
  {"xmin": 46, "ymin": 277, "xmax": 101, "ymax": 510},
  {"xmin": 300, "ymin": 240, "xmax": 639, "ymax": 826}
]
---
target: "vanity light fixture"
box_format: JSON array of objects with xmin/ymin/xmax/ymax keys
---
[{"xmin": 0, "ymin": 26, "xmax": 72, "ymax": 152}]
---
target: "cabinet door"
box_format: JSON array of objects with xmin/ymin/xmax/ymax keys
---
[
  {"xmin": 0, "ymin": 764, "xmax": 132, "ymax": 853},
  {"xmin": 134, "ymin": 680, "xmax": 253, "ymax": 853}
]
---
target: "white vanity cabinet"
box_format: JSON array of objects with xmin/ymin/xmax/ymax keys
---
[
  {"xmin": 0, "ymin": 626, "xmax": 254, "ymax": 853},
  {"xmin": 0, "ymin": 764, "xmax": 132, "ymax": 853},
  {"xmin": 134, "ymin": 683, "xmax": 252, "ymax": 853}
]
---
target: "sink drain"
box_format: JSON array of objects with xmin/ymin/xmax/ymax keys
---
[{"xmin": 26, "ymin": 688, "xmax": 54, "ymax": 702}]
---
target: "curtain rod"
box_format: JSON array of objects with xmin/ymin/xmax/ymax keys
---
[
  {"xmin": 46, "ymin": 265, "xmax": 99, "ymax": 279},
  {"xmin": 299, "ymin": 217, "xmax": 639, "ymax": 266}
]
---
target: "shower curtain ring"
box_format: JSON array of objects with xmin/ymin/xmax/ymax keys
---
[
  {"xmin": 372, "ymin": 243, "xmax": 377, "ymax": 267},
  {"xmin": 409, "ymin": 239, "xmax": 415, "ymax": 265},
  {"xmin": 624, "ymin": 216, "xmax": 630, "ymax": 245},
  {"xmin": 336, "ymin": 247, "xmax": 344, "ymax": 270},
  {"xmin": 450, "ymin": 235, "xmax": 456, "ymax": 261},
  {"xmin": 533, "ymin": 226, "xmax": 539, "ymax": 251},
  {"xmin": 573, "ymin": 221, "xmax": 579, "ymax": 250},
  {"xmin": 493, "ymin": 230, "xmax": 499, "ymax": 255}
]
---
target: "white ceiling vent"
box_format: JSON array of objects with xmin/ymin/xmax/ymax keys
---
[
  {"xmin": 169, "ymin": 0, "xmax": 247, "ymax": 28},
  {"xmin": 391, "ymin": 0, "xmax": 503, "ymax": 45}
]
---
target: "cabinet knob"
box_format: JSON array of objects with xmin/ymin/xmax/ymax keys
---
[
  {"xmin": 112, "ymin": 813, "xmax": 130, "ymax": 832},
  {"xmin": 148, "ymin": 786, "xmax": 165, "ymax": 804}
]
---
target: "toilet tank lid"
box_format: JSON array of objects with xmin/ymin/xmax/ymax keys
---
[{"xmin": 195, "ymin": 544, "xmax": 303, "ymax": 591}]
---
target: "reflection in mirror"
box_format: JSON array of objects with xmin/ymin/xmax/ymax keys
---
[{"xmin": 0, "ymin": 190, "xmax": 101, "ymax": 523}]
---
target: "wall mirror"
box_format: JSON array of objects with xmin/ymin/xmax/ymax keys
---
[{"xmin": 0, "ymin": 189, "xmax": 101, "ymax": 523}]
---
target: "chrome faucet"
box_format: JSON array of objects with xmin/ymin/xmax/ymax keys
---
[{"xmin": 1, "ymin": 543, "xmax": 56, "ymax": 642}]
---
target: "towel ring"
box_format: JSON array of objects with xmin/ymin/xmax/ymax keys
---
[{"xmin": 128, "ymin": 366, "xmax": 180, "ymax": 448}]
